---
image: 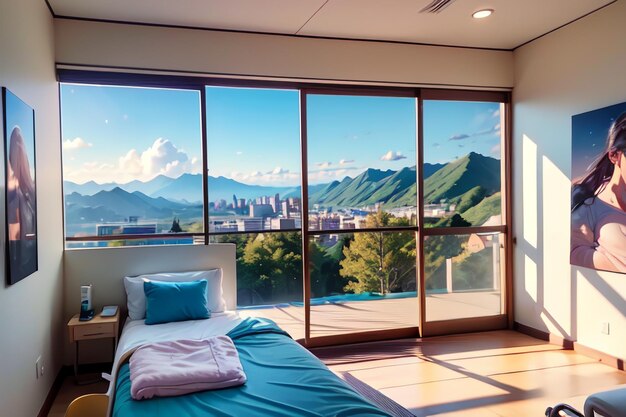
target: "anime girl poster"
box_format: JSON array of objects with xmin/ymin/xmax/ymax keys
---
[
  {"xmin": 2, "ymin": 88, "xmax": 38, "ymax": 285},
  {"xmin": 571, "ymin": 101, "xmax": 626, "ymax": 273}
]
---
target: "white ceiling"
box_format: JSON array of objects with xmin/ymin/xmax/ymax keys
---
[{"xmin": 48, "ymin": 0, "xmax": 616, "ymax": 50}]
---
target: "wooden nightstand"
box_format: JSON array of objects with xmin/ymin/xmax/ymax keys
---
[{"xmin": 68, "ymin": 309, "xmax": 120, "ymax": 384}]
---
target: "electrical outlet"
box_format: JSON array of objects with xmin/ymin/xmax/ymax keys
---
[
  {"xmin": 601, "ymin": 322, "xmax": 610, "ymax": 335},
  {"xmin": 35, "ymin": 356, "xmax": 42, "ymax": 379}
]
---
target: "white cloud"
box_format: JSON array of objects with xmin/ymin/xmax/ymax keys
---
[
  {"xmin": 491, "ymin": 143, "xmax": 501, "ymax": 155},
  {"xmin": 268, "ymin": 167, "xmax": 289, "ymax": 175},
  {"xmin": 309, "ymin": 167, "xmax": 359, "ymax": 184},
  {"xmin": 236, "ymin": 151, "xmax": 243, "ymax": 155},
  {"xmin": 228, "ymin": 169, "xmax": 300, "ymax": 186},
  {"xmin": 118, "ymin": 149, "xmax": 143, "ymax": 176},
  {"xmin": 63, "ymin": 137, "xmax": 92, "ymax": 150},
  {"xmin": 449, "ymin": 134, "xmax": 470, "ymax": 141},
  {"xmin": 339, "ymin": 159, "xmax": 354, "ymax": 165},
  {"xmin": 492, "ymin": 109, "xmax": 501, "ymax": 118},
  {"xmin": 316, "ymin": 161, "xmax": 332, "ymax": 168},
  {"xmin": 380, "ymin": 150, "xmax": 407, "ymax": 161},
  {"xmin": 139, "ymin": 138, "xmax": 199, "ymax": 178},
  {"xmin": 64, "ymin": 138, "xmax": 202, "ymax": 184}
]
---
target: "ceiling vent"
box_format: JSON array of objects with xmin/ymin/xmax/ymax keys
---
[{"xmin": 419, "ymin": 0, "xmax": 457, "ymax": 13}]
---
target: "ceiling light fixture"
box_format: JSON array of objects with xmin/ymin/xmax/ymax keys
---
[{"xmin": 472, "ymin": 9, "xmax": 493, "ymax": 19}]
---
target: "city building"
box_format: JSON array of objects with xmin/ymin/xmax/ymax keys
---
[
  {"xmin": 249, "ymin": 203, "xmax": 274, "ymax": 218},
  {"xmin": 270, "ymin": 218, "xmax": 296, "ymax": 230},
  {"xmin": 236, "ymin": 218, "xmax": 263, "ymax": 231}
]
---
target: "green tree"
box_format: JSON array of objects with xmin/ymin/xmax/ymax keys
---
[
  {"xmin": 309, "ymin": 239, "xmax": 351, "ymax": 298},
  {"xmin": 241, "ymin": 232, "xmax": 303, "ymax": 303},
  {"xmin": 340, "ymin": 211, "xmax": 415, "ymax": 294}
]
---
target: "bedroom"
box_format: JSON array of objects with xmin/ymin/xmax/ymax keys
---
[{"xmin": 0, "ymin": 1, "xmax": 625, "ymax": 416}]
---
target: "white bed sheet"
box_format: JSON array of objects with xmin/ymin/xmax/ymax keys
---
[{"xmin": 107, "ymin": 312, "xmax": 243, "ymax": 398}]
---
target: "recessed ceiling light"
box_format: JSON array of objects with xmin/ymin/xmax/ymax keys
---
[{"xmin": 472, "ymin": 9, "xmax": 493, "ymax": 19}]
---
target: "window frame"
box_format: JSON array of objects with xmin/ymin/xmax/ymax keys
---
[{"xmin": 58, "ymin": 70, "xmax": 512, "ymax": 344}]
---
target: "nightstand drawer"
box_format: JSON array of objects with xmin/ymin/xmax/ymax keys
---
[{"xmin": 73, "ymin": 323, "xmax": 115, "ymax": 340}]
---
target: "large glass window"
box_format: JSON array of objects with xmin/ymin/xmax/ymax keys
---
[
  {"xmin": 205, "ymin": 87, "xmax": 301, "ymax": 233},
  {"xmin": 424, "ymin": 232, "xmax": 503, "ymax": 321},
  {"xmin": 422, "ymin": 100, "xmax": 503, "ymax": 228},
  {"xmin": 61, "ymin": 84, "xmax": 204, "ymax": 247},
  {"xmin": 59, "ymin": 77, "xmax": 510, "ymax": 344},
  {"xmin": 205, "ymin": 86, "xmax": 304, "ymax": 338},
  {"xmin": 307, "ymin": 94, "xmax": 417, "ymax": 231}
]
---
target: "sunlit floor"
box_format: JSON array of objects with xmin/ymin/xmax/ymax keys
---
[
  {"xmin": 238, "ymin": 291, "xmax": 502, "ymax": 340},
  {"xmin": 312, "ymin": 330, "xmax": 626, "ymax": 417},
  {"xmin": 48, "ymin": 330, "xmax": 626, "ymax": 417}
]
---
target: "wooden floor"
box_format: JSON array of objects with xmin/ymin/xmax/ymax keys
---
[
  {"xmin": 314, "ymin": 330, "xmax": 626, "ymax": 417},
  {"xmin": 48, "ymin": 330, "xmax": 626, "ymax": 417}
]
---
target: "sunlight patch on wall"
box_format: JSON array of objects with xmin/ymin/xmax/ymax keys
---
[
  {"xmin": 524, "ymin": 254, "xmax": 538, "ymax": 302},
  {"xmin": 541, "ymin": 155, "xmax": 572, "ymax": 332},
  {"xmin": 522, "ymin": 134, "xmax": 538, "ymax": 248}
]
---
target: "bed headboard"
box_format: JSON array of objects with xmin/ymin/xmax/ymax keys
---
[
  {"xmin": 62, "ymin": 243, "xmax": 236, "ymax": 365},
  {"xmin": 63, "ymin": 243, "xmax": 237, "ymax": 315}
]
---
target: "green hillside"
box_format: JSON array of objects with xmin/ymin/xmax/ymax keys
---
[
  {"xmin": 460, "ymin": 192, "xmax": 501, "ymax": 226},
  {"xmin": 307, "ymin": 152, "xmax": 500, "ymax": 211},
  {"xmin": 450, "ymin": 186, "xmax": 487, "ymax": 213},
  {"xmin": 423, "ymin": 152, "xmax": 500, "ymax": 204}
]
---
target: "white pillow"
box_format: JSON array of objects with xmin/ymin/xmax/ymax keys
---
[{"xmin": 124, "ymin": 269, "xmax": 226, "ymax": 321}]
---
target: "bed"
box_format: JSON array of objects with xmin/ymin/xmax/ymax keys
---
[{"xmin": 106, "ymin": 270, "xmax": 393, "ymax": 417}]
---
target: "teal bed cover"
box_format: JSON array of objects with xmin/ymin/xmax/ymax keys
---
[{"xmin": 113, "ymin": 317, "xmax": 392, "ymax": 417}]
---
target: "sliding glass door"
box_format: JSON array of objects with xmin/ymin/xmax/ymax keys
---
[
  {"xmin": 303, "ymin": 91, "xmax": 420, "ymax": 343},
  {"xmin": 419, "ymin": 91, "xmax": 510, "ymax": 336}
]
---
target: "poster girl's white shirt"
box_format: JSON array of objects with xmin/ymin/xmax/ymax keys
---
[{"xmin": 571, "ymin": 197, "xmax": 626, "ymax": 273}]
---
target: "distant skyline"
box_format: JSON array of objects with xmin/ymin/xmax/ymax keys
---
[{"xmin": 61, "ymin": 84, "xmax": 502, "ymax": 187}]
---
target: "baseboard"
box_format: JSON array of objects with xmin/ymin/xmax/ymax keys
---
[
  {"xmin": 574, "ymin": 342, "xmax": 625, "ymax": 371},
  {"xmin": 37, "ymin": 366, "xmax": 68, "ymax": 417},
  {"xmin": 514, "ymin": 321, "xmax": 624, "ymax": 371}
]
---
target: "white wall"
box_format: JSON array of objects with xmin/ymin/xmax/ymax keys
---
[
  {"xmin": 513, "ymin": 0, "xmax": 626, "ymax": 360},
  {"xmin": 54, "ymin": 19, "xmax": 513, "ymax": 89},
  {"xmin": 63, "ymin": 244, "xmax": 236, "ymax": 364},
  {"xmin": 0, "ymin": 1, "xmax": 63, "ymax": 416}
]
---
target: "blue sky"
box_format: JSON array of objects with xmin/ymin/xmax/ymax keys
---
[
  {"xmin": 61, "ymin": 83, "xmax": 202, "ymax": 184},
  {"xmin": 4, "ymin": 89, "xmax": 36, "ymax": 180},
  {"xmin": 61, "ymin": 84, "xmax": 502, "ymax": 186},
  {"xmin": 306, "ymin": 94, "xmax": 416, "ymax": 184},
  {"xmin": 206, "ymin": 87, "xmax": 301, "ymax": 186},
  {"xmin": 423, "ymin": 100, "xmax": 502, "ymax": 164}
]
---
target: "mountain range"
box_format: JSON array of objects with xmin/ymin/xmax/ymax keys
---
[{"xmin": 64, "ymin": 152, "xmax": 501, "ymax": 231}]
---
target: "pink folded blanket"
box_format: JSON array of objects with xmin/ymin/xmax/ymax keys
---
[{"xmin": 129, "ymin": 336, "xmax": 247, "ymax": 400}]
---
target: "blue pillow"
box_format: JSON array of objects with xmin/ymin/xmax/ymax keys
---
[{"xmin": 143, "ymin": 279, "xmax": 210, "ymax": 325}]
